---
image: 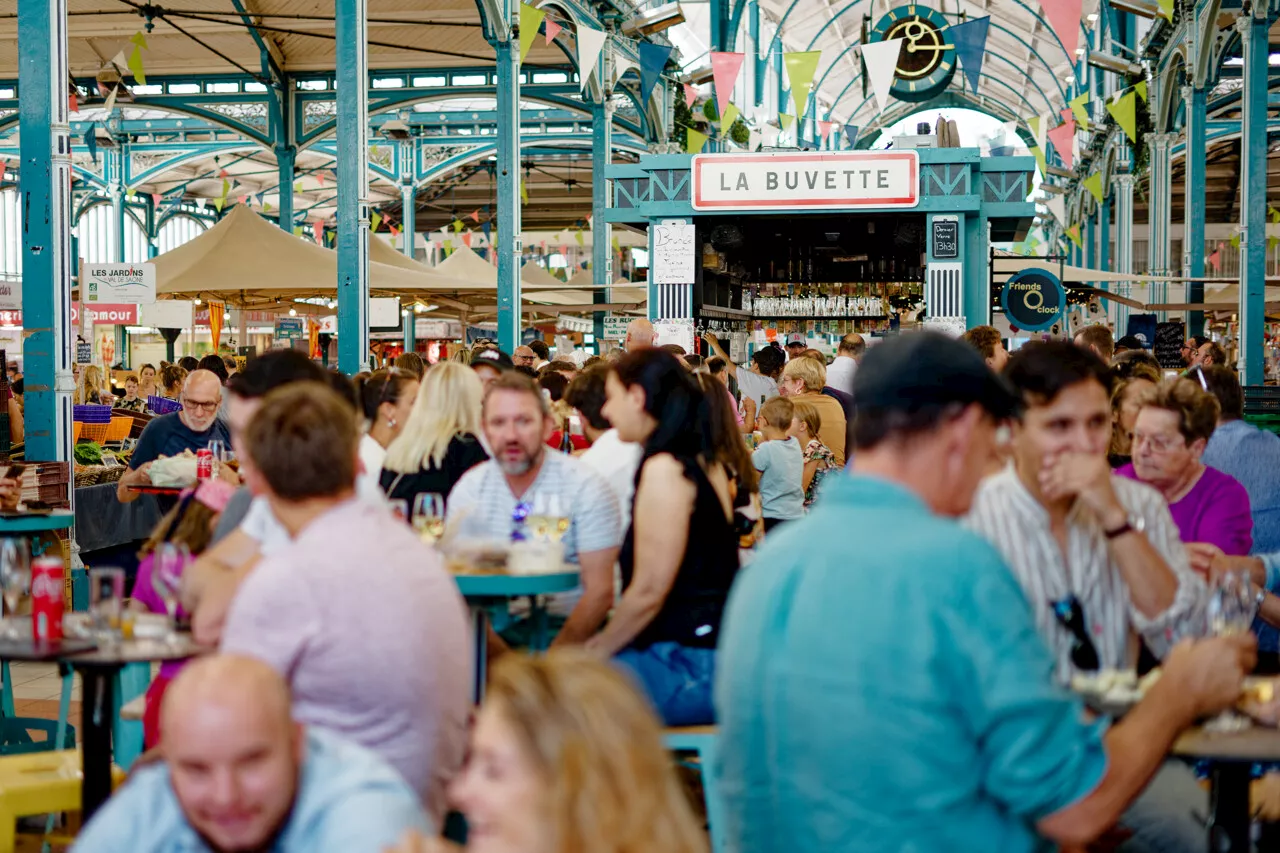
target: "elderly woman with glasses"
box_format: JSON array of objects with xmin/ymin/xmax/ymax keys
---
[{"xmin": 1116, "ymin": 377, "xmax": 1254, "ymax": 556}]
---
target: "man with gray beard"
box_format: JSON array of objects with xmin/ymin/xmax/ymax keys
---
[{"xmin": 445, "ymin": 372, "xmax": 621, "ymax": 650}]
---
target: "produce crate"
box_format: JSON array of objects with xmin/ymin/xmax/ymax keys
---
[{"xmin": 1244, "ymin": 386, "xmax": 1280, "ymax": 436}]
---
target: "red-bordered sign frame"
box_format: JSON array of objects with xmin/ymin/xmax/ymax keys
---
[{"xmin": 691, "ymin": 151, "xmax": 920, "ymax": 211}]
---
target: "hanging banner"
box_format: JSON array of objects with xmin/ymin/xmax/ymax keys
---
[
  {"xmin": 1046, "ymin": 119, "xmax": 1075, "ymax": 169},
  {"xmin": 691, "ymin": 151, "xmax": 919, "ymax": 210},
  {"xmin": 82, "ymin": 262, "xmax": 156, "ymax": 305},
  {"xmin": 710, "ymin": 51, "xmax": 746, "ymax": 116},
  {"xmin": 860, "ymin": 39, "xmax": 903, "ymax": 114},
  {"xmin": 1107, "ymin": 90, "xmax": 1138, "ymax": 143},
  {"xmin": 638, "ymin": 42, "xmax": 673, "ymax": 103},
  {"xmin": 1042, "ymin": 0, "xmax": 1082, "ymax": 59},
  {"xmin": 519, "ymin": 3, "xmax": 546, "ymax": 62},
  {"xmin": 575, "ymin": 24, "xmax": 607, "ymax": 92},
  {"xmin": 948, "ymin": 16, "xmax": 990, "ymax": 93},
  {"xmin": 782, "ymin": 50, "xmax": 822, "ymax": 120}
]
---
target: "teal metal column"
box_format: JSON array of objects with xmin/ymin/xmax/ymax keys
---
[
  {"xmin": 18, "ymin": 0, "xmax": 73, "ymax": 465},
  {"xmin": 1182, "ymin": 84, "xmax": 1207, "ymax": 338},
  {"xmin": 400, "ymin": 180, "xmax": 416, "ymax": 352},
  {"xmin": 1147, "ymin": 133, "xmax": 1174, "ymax": 315},
  {"xmin": 1085, "ymin": 204, "xmax": 1097, "ymax": 270},
  {"xmin": 1237, "ymin": 11, "xmax": 1267, "ymax": 383},
  {"xmin": 962, "ymin": 213, "xmax": 989, "ymax": 327},
  {"xmin": 276, "ymin": 144, "xmax": 295, "ymax": 232},
  {"xmin": 1115, "ymin": 168, "xmax": 1134, "ymax": 330},
  {"xmin": 107, "ymin": 145, "xmax": 125, "ymax": 262},
  {"xmin": 495, "ymin": 11, "xmax": 522, "ymax": 353},
  {"xmin": 1098, "ymin": 195, "xmax": 1111, "ymax": 272},
  {"xmin": 591, "ymin": 97, "xmax": 611, "ymax": 345},
  {"xmin": 750, "ymin": 0, "xmax": 764, "ymax": 106},
  {"xmin": 336, "ymin": 0, "xmax": 369, "ymax": 374}
]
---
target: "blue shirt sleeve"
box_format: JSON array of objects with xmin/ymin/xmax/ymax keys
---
[
  {"xmin": 128, "ymin": 417, "xmax": 167, "ymax": 469},
  {"xmin": 752, "ymin": 444, "xmax": 770, "ymax": 473},
  {"xmin": 943, "ymin": 538, "xmax": 1108, "ymax": 821},
  {"xmin": 304, "ymin": 784, "xmax": 433, "ymax": 851}
]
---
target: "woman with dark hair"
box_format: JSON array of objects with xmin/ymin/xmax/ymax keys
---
[
  {"xmin": 587, "ymin": 349, "xmax": 739, "ymax": 725},
  {"xmin": 197, "ymin": 353, "xmax": 229, "ymax": 384},
  {"xmin": 178, "ymin": 356, "xmax": 199, "ymax": 372},
  {"xmin": 354, "ymin": 369, "xmax": 419, "ymax": 500}
]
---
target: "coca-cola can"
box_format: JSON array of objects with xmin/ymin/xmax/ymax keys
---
[
  {"xmin": 196, "ymin": 449, "xmax": 213, "ymax": 480},
  {"xmin": 31, "ymin": 556, "xmax": 63, "ymax": 643}
]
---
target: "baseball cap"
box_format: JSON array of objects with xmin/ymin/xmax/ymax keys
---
[
  {"xmin": 470, "ymin": 348, "xmax": 514, "ymax": 371},
  {"xmin": 854, "ymin": 332, "xmax": 1022, "ymax": 420},
  {"xmin": 1115, "ymin": 334, "xmax": 1146, "ymax": 350},
  {"xmin": 786, "ymin": 333, "xmax": 807, "ymax": 346}
]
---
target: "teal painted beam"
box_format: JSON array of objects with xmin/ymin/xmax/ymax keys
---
[
  {"xmin": 591, "ymin": 98, "xmax": 611, "ymax": 344},
  {"xmin": 1184, "ymin": 84, "xmax": 1207, "ymax": 337},
  {"xmin": 1238, "ymin": 11, "xmax": 1268, "ymax": 384},
  {"xmin": 495, "ymin": 35, "xmax": 522, "ymax": 354},
  {"xmin": 336, "ymin": 0, "xmax": 370, "ymax": 374}
]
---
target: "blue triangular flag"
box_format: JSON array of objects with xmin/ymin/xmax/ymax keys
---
[
  {"xmin": 844, "ymin": 125, "xmax": 859, "ymax": 147},
  {"xmin": 948, "ymin": 17, "xmax": 990, "ymax": 93},
  {"xmin": 255, "ymin": 192, "xmax": 266, "ymax": 206},
  {"xmin": 83, "ymin": 125, "xmax": 98, "ymax": 165},
  {"xmin": 481, "ymin": 220, "xmax": 492, "ymax": 245},
  {"xmin": 638, "ymin": 42, "xmax": 674, "ymax": 103}
]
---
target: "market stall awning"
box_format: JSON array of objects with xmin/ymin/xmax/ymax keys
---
[
  {"xmin": 991, "ymin": 255, "xmax": 1240, "ymax": 286},
  {"xmin": 151, "ymin": 206, "xmax": 475, "ymax": 306},
  {"xmin": 521, "ymin": 261, "xmax": 564, "ymax": 288}
]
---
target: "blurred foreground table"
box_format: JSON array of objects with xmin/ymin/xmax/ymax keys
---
[{"xmin": 1173, "ymin": 724, "xmax": 1280, "ymax": 852}]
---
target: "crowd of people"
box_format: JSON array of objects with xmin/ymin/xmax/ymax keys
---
[{"xmin": 42, "ymin": 317, "xmax": 1280, "ymax": 853}]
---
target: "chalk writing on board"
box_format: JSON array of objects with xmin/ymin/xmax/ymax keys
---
[{"xmin": 652, "ymin": 221, "xmax": 696, "ymax": 285}]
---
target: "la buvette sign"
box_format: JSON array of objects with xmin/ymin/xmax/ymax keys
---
[{"xmin": 691, "ymin": 151, "xmax": 920, "ymax": 211}]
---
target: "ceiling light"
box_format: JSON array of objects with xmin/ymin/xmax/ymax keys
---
[
  {"xmin": 193, "ymin": 298, "xmax": 202, "ymax": 305},
  {"xmin": 288, "ymin": 307, "xmax": 297, "ymax": 316},
  {"xmin": 621, "ymin": 3, "xmax": 685, "ymax": 37}
]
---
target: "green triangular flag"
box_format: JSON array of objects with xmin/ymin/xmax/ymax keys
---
[
  {"xmin": 1157, "ymin": 0, "xmax": 1173, "ymax": 20},
  {"xmin": 1107, "ymin": 91, "xmax": 1138, "ymax": 143},
  {"xmin": 293, "ymin": 181, "xmax": 303, "ymax": 193},
  {"xmin": 130, "ymin": 31, "xmax": 148, "ymax": 50},
  {"xmin": 1069, "ymin": 93, "xmax": 1090, "ymax": 129},
  {"xmin": 519, "ymin": 3, "xmax": 546, "ymax": 63},
  {"xmin": 720, "ymin": 103, "xmax": 740, "ymax": 136},
  {"xmin": 126, "ymin": 46, "xmax": 147, "ymax": 85},
  {"xmin": 1230, "ymin": 233, "xmax": 1241, "ymax": 250},
  {"xmin": 1135, "ymin": 81, "xmax": 1148, "ymax": 102},
  {"xmin": 1083, "ymin": 172, "xmax": 1103, "ymax": 203},
  {"xmin": 611, "ymin": 236, "xmax": 620, "ymax": 251},
  {"xmin": 293, "ymin": 225, "xmax": 304, "ymax": 237},
  {"xmin": 1270, "ymin": 236, "xmax": 1279, "ymax": 252},
  {"xmin": 520, "ymin": 178, "xmax": 528, "ymax": 205},
  {"xmin": 1065, "ymin": 225, "xmax": 1082, "ymax": 249},
  {"xmin": 263, "ymin": 201, "xmax": 271, "ymax": 212},
  {"xmin": 779, "ymin": 113, "xmax": 795, "ymax": 131},
  {"xmin": 686, "ymin": 127, "xmax": 709, "ymax": 153},
  {"xmin": 453, "ymin": 218, "xmax": 464, "ymax": 232},
  {"xmin": 783, "ymin": 51, "xmax": 822, "ymax": 120},
  {"xmin": 1030, "ymin": 145, "xmax": 1048, "ymax": 176},
  {"xmin": 573, "ymin": 229, "xmax": 584, "ymax": 247},
  {"xmin": 212, "ymin": 196, "xmax": 225, "ymax": 213},
  {"xmin": 370, "ymin": 211, "xmax": 382, "ymax": 233},
  {"xmin": 125, "ymin": 188, "xmax": 136, "ymax": 199}
]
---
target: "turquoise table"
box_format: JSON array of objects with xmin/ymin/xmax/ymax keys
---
[
  {"xmin": 0, "ymin": 511, "xmax": 73, "ymax": 534},
  {"xmin": 454, "ymin": 571, "xmax": 579, "ymax": 702}
]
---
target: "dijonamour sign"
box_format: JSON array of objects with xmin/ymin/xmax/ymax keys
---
[{"xmin": 691, "ymin": 151, "xmax": 920, "ymax": 211}]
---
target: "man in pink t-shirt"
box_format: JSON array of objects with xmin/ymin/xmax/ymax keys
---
[{"xmin": 220, "ymin": 383, "xmax": 471, "ymax": 830}]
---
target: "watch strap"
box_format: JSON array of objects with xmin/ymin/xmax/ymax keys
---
[{"xmin": 1104, "ymin": 520, "xmax": 1134, "ymax": 540}]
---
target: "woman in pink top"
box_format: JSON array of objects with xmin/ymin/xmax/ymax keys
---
[{"xmin": 1116, "ymin": 377, "xmax": 1253, "ymax": 555}]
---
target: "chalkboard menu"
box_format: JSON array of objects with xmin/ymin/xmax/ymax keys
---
[
  {"xmin": 1154, "ymin": 321, "xmax": 1186, "ymax": 370},
  {"xmin": 932, "ymin": 219, "xmax": 959, "ymax": 260},
  {"xmin": 75, "ymin": 342, "xmax": 92, "ymax": 364}
]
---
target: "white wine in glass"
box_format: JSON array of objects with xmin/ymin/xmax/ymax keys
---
[{"xmin": 412, "ymin": 493, "xmax": 446, "ymax": 543}]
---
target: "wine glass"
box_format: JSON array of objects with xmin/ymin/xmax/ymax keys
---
[
  {"xmin": 150, "ymin": 542, "xmax": 189, "ymax": 646},
  {"xmin": 0, "ymin": 539, "xmax": 29, "ymax": 639},
  {"xmin": 1202, "ymin": 569, "xmax": 1259, "ymax": 732},
  {"xmin": 412, "ymin": 493, "xmax": 446, "ymax": 544},
  {"xmin": 207, "ymin": 440, "xmax": 228, "ymax": 478}
]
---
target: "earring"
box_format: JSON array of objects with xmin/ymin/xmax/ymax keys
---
[{"xmin": 387, "ymin": 418, "xmax": 397, "ymax": 428}]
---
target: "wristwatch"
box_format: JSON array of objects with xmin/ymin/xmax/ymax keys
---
[{"xmin": 1104, "ymin": 513, "xmax": 1145, "ymax": 540}]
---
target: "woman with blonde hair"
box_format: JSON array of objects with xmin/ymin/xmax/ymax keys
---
[
  {"xmin": 75, "ymin": 364, "xmax": 109, "ymax": 405},
  {"xmin": 386, "ymin": 650, "xmax": 708, "ymax": 853},
  {"xmin": 788, "ymin": 398, "xmax": 836, "ymax": 509},
  {"xmin": 381, "ymin": 361, "xmax": 489, "ymax": 504}
]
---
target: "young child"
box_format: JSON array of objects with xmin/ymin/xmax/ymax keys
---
[
  {"xmin": 752, "ymin": 396, "xmax": 805, "ymax": 532},
  {"xmin": 788, "ymin": 398, "xmax": 837, "ymax": 510},
  {"xmin": 116, "ymin": 374, "xmax": 147, "ymax": 412},
  {"xmin": 131, "ymin": 478, "xmax": 234, "ymax": 748}
]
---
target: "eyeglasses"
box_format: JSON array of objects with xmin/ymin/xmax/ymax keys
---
[
  {"xmin": 181, "ymin": 397, "xmax": 219, "ymax": 413},
  {"xmin": 1131, "ymin": 431, "xmax": 1186, "ymax": 454},
  {"xmin": 1050, "ymin": 595, "xmax": 1100, "ymax": 672}
]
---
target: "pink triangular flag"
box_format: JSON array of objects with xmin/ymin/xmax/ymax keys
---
[
  {"xmin": 312, "ymin": 220, "xmax": 325, "ymax": 246},
  {"xmin": 238, "ymin": 195, "xmax": 247, "ymax": 204},
  {"xmin": 709, "ymin": 52, "xmax": 746, "ymax": 116},
  {"xmin": 1046, "ymin": 119, "xmax": 1075, "ymax": 169},
  {"xmin": 0, "ymin": 161, "xmax": 6, "ymax": 184},
  {"xmin": 545, "ymin": 18, "xmax": 562, "ymax": 44},
  {"xmin": 683, "ymin": 84, "xmax": 698, "ymax": 109},
  {"xmin": 559, "ymin": 244, "xmax": 568, "ymax": 257},
  {"xmin": 68, "ymin": 91, "xmax": 78, "ymax": 114},
  {"xmin": 218, "ymin": 169, "xmax": 228, "ymax": 178},
  {"xmin": 316, "ymin": 172, "xmax": 325, "ymax": 187},
  {"xmin": 817, "ymin": 120, "xmax": 835, "ymax": 140},
  {"xmin": 150, "ymin": 192, "xmax": 162, "ymax": 207},
  {"xmin": 462, "ymin": 231, "xmax": 473, "ymax": 248},
  {"xmin": 469, "ymin": 209, "xmax": 481, "ymax": 222},
  {"xmin": 1208, "ymin": 249, "xmax": 1220, "ymax": 268},
  {"xmin": 1060, "ymin": 108, "xmax": 1074, "ymax": 125},
  {"xmin": 1042, "ymin": 0, "xmax": 1082, "ymax": 60}
]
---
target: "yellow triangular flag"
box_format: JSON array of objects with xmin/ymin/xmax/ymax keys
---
[
  {"xmin": 125, "ymin": 188, "xmax": 136, "ymax": 199},
  {"xmin": 520, "ymin": 178, "xmax": 529, "ymax": 205},
  {"xmin": 686, "ymin": 127, "xmax": 709, "ymax": 153},
  {"xmin": 126, "ymin": 46, "xmax": 146, "ymax": 85},
  {"xmin": 783, "ymin": 51, "xmax": 822, "ymax": 120},
  {"xmin": 1069, "ymin": 93, "xmax": 1090, "ymax": 129},
  {"xmin": 370, "ymin": 211, "xmax": 382, "ymax": 233},
  {"xmin": 720, "ymin": 103, "xmax": 740, "ymax": 136},
  {"xmin": 1083, "ymin": 172, "xmax": 1103, "ymax": 203},
  {"xmin": 453, "ymin": 218, "xmax": 464, "ymax": 232},
  {"xmin": 212, "ymin": 196, "xmax": 225, "ymax": 213},
  {"xmin": 518, "ymin": 4, "xmax": 546, "ymax": 63},
  {"xmin": 1157, "ymin": 0, "xmax": 1173, "ymax": 20},
  {"xmin": 1135, "ymin": 81, "xmax": 1148, "ymax": 102},
  {"xmin": 573, "ymin": 229, "xmax": 584, "ymax": 246},
  {"xmin": 779, "ymin": 113, "xmax": 795, "ymax": 130},
  {"xmin": 1030, "ymin": 145, "xmax": 1048, "ymax": 176},
  {"xmin": 1066, "ymin": 225, "xmax": 1082, "ymax": 249},
  {"xmin": 130, "ymin": 32, "xmax": 148, "ymax": 50},
  {"xmin": 1107, "ymin": 90, "xmax": 1138, "ymax": 143},
  {"xmin": 293, "ymin": 225, "xmax": 304, "ymax": 237}
]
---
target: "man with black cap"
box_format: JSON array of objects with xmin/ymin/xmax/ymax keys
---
[
  {"xmin": 965, "ymin": 341, "xmax": 1213, "ymax": 853},
  {"xmin": 785, "ymin": 332, "xmax": 808, "ymax": 361},
  {"xmin": 470, "ymin": 347, "xmax": 513, "ymax": 389},
  {"xmin": 715, "ymin": 332, "xmax": 1253, "ymax": 853}
]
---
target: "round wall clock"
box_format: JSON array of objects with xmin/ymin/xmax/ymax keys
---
[{"xmin": 868, "ymin": 5, "xmax": 958, "ymax": 102}]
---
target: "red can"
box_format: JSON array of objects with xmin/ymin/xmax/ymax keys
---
[
  {"xmin": 31, "ymin": 556, "xmax": 63, "ymax": 643},
  {"xmin": 196, "ymin": 448, "xmax": 213, "ymax": 480}
]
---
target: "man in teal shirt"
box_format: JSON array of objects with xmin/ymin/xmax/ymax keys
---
[{"xmin": 714, "ymin": 333, "xmax": 1255, "ymax": 853}]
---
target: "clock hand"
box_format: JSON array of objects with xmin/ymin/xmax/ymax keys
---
[{"xmin": 904, "ymin": 42, "xmax": 954, "ymax": 53}]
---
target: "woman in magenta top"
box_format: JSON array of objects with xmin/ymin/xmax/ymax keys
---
[{"xmin": 1117, "ymin": 376, "xmax": 1253, "ymax": 555}]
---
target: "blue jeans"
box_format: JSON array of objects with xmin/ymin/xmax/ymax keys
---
[{"xmin": 615, "ymin": 642, "xmax": 716, "ymax": 726}]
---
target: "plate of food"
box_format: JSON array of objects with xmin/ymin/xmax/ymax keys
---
[{"xmin": 1071, "ymin": 669, "xmax": 1163, "ymax": 717}]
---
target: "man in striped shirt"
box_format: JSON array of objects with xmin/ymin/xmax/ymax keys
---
[{"xmin": 966, "ymin": 341, "xmax": 1209, "ymax": 853}]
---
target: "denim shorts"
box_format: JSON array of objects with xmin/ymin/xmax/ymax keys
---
[{"xmin": 615, "ymin": 642, "xmax": 717, "ymax": 727}]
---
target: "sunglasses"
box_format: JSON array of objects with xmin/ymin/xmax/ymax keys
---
[
  {"xmin": 1050, "ymin": 595, "xmax": 1100, "ymax": 672},
  {"xmin": 511, "ymin": 501, "xmax": 531, "ymax": 541}
]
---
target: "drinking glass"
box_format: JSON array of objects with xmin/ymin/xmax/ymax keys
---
[
  {"xmin": 1202, "ymin": 569, "xmax": 1259, "ymax": 732},
  {"xmin": 0, "ymin": 539, "xmax": 29, "ymax": 639},
  {"xmin": 89, "ymin": 567, "xmax": 125, "ymax": 646},
  {"xmin": 387, "ymin": 499, "xmax": 409, "ymax": 522},
  {"xmin": 528, "ymin": 494, "xmax": 568, "ymax": 543},
  {"xmin": 412, "ymin": 493, "xmax": 446, "ymax": 544},
  {"xmin": 150, "ymin": 543, "xmax": 189, "ymax": 645},
  {"xmin": 207, "ymin": 439, "xmax": 228, "ymax": 478}
]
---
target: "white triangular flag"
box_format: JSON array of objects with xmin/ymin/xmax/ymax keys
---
[
  {"xmin": 747, "ymin": 128, "xmax": 761, "ymax": 152},
  {"xmin": 194, "ymin": 198, "xmax": 207, "ymax": 211},
  {"xmin": 102, "ymin": 83, "xmax": 119, "ymax": 114},
  {"xmin": 861, "ymin": 38, "xmax": 904, "ymax": 113},
  {"xmin": 1035, "ymin": 111, "xmax": 1050, "ymax": 151},
  {"xmin": 576, "ymin": 25, "xmax": 608, "ymax": 93},
  {"xmin": 1047, "ymin": 194, "xmax": 1066, "ymax": 225},
  {"xmin": 612, "ymin": 56, "xmax": 638, "ymax": 89}
]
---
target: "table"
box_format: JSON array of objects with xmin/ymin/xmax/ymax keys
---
[
  {"xmin": 453, "ymin": 571, "xmax": 579, "ymax": 703},
  {"xmin": 74, "ymin": 484, "xmax": 161, "ymax": 552},
  {"xmin": 1172, "ymin": 724, "xmax": 1280, "ymax": 851},
  {"xmin": 0, "ymin": 635, "xmax": 208, "ymax": 820},
  {"xmin": 0, "ymin": 511, "xmax": 73, "ymax": 535}
]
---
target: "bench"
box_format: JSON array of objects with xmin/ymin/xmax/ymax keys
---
[{"xmin": 664, "ymin": 726, "xmax": 724, "ymax": 853}]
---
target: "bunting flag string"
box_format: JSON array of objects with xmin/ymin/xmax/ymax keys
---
[
  {"xmin": 126, "ymin": 45, "xmax": 147, "ymax": 86},
  {"xmin": 212, "ymin": 197, "xmax": 226, "ymax": 213},
  {"xmin": 710, "ymin": 52, "xmax": 746, "ymax": 116},
  {"xmin": 861, "ymin": 39, "xmax": 903, "ymax": 114},
  {"xmin": 544, "ymin": 18, "xmax": 562, "ymax": 44},
  {"xmin": 575, "ymin": 24, "xmax": 608, "ymax": 93},
  {"xmin": 683, "ymin": 83, "xmax": 698, "ymax": 108},
  {"xmin": 469, "ymin": 209, "xmax": 481, "ymax": 223},
  {"xmin": 518, "ymin": 4, "xmax": 546, "ymax": 62},
  {"xmin": 1135, "ymin": 81, "xmax": 1148, "ymax": 102},
  {"xmin": 68, "ymin": 90, "xmax": 78, "ymax": 115},
  {"xmin": 1207, "ymin": 249, "xmax": 1221, "ymax": 268},
  {"xmin": 1047, "ymin": 194, "xmax": 1066, "ymax": 225},
  {"xmin": 1065, "ymin": 224, "xmax": 1082, "ymax": 249},
  {"xmin": 638, "ymin": 42, "xmax": 673, "ymax": 103},
  {"xmin": 462, "ymin": 231, "xmax": 473, "ymax": 248},
  {"xmin": 686, "ymin": 127, "xmax": 708, "ymax": 154},
  {"xmin": 1156, "ymin": 0, "xmax": 1174, "ymax": 21},
  {"xmin": 782, "ymin": 51, "xmax": 822, "ymax": 120},
  {"xmin": 816, "ymin": 120, "xmax": 835, "ymax": 142},
  {"xmin": 293, "ymin": 225, "xmax": 304, "ymax": 237},
  {"xmin": 151, "ymin": 192, "xmax": 163, "ymax": 208},
  {"xmin": 778, "ymin": 113, "xmax": 795, "ymax": 131},
  {"xmin": 573, "ymin": 230, "xmax": 585, "ymax": 247},
  {"xmin": 948, "ymin": 17, "xmax": 990, "ymax": 93},
  {"xmin": 312, "ymin": 221, "xmax": 325, "ymax": 246},
  {"xmin": 129, "ymin": 32, "xmax": 148, "ymax": 50}
]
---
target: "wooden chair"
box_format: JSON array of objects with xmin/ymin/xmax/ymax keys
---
[{"xmin": 664, "ymin": 726, "xmax": 725, "ymax": 853}]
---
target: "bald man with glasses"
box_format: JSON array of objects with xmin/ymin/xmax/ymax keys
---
[{"xmin": 118, "ymin": 369, "xmax": 234, "ymax": 503}]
